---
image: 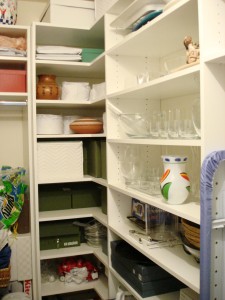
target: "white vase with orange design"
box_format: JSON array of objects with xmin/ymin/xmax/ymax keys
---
[{"xmin": 160, "ymin": 155, "xmax": 190, "ymax": 204}]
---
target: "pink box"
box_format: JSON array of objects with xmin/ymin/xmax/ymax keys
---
[{"xmin": 0, "ymin": 69, "xmax": 26, "ymax": 92}]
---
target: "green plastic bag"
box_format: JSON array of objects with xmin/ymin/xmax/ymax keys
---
[{"xmin": 0, "ymin": 166, "xmax": 27, "ymax": 229}]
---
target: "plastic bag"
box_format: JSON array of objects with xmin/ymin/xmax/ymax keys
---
[{"xmin": 0, "ymin": 166, "xmax": 27, "ymax": 229}]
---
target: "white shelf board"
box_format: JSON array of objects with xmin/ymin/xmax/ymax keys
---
[
  {"xmin": 107, "ymin": 64, "xmax": 200, "ymax": 100},
  {"xmin": 108, "ymin": 183, "xmax": 200, "ymax": 224},
  {"xmin": 110, "ymin": 267, "xmax": 180, "ymax": 300},
  {"xmin": 108, "ymin": 0, "xmax": 135, "ymax": 15},
  {"xmin": 0, "ymin": 56, "xmax": 28, "ymax": 62},
  {"xmin": 110, "ymin": 0, "xmax": 165, "ymax": 30},
  {"xmin": 93, "ymin": 247, "xmax": 108, "ymax": 267},
  {"xmin": 0, "ymin": 24, "xmax": 29, "ymax": 36},
  {"xmin": 34, "ymin": 20, "xmax": 104, "ymax": 49},
  {"xmin": 109, "ymin": 221, "xmax": 200, "ymax": 293},
  {"xmin": 40, "ymin": 243, "xmax": 93, "ymax": 260},
  {"xmin": 37, "ymin": 133, "xmax": 106, "ymax": 139},
  {"xmin": 106, "ymin": 0, "xmax": 198, "ymax": 57},
  {"xmin": 35, "ymin": 53, "xmax": 105, "ymax": 78},
  {"xmin": 92, "ymin": 177, "xmax": 108, "ymax": 188},
  {"xmin": 39, "ymin": 207, "xmax": 107, "ymax": 224},
  {"xmin": 40, "ymin": 243, "xmax": 108, "ymax": 266},
  {"xmin": 37, "ymin": 176, "xmax": 92, "ymax": 185},
  {"xmin": 36, "ymin": 99, "xmax": 105, "ymax": 108},
  {"xmin": 39, "ymin": 208, "xmax": 92, "ymax": 222},
  {"xmin": 107, "ymin": 138, "xmax": 201, "ymax": 147},
  {"xmin": 92, "ymin": 208, "xmax": 108, "ymax": 227},
  {"xmin": 41, "ymin": 274, "xmax": 108, "ymax": 297},
  {"xmin": 94, "ymin": 275, "xmax": 109, "ymax": 300},
  {"xmin": 204, "ymin": 49, "xmax": 225, "ymax": 64},
  {"xmin": 0, "ymin": 93, "xmax": 28, "ymax": 101}
]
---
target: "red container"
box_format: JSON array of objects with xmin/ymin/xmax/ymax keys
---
[{"xmin": 0, "ymin": 69, "xmax": 26, "ymax": 92}]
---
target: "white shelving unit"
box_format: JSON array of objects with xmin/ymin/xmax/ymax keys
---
[
  {"xmin": 1, "ymin": 1, "xmax": 224, "ymax": 299},
  {"xmin": 104, "ymin": 0, "xmax": 225, "ymax": 299},
  {"xmin": 31, "ymin": 20, "xmax": 109, "ymax": 299},
  {"xmin": 0, "ymin": 24, "xmax": 35, "ymax": 291}
]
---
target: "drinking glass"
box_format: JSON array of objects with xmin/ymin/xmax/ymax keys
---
[
  {"xmin": 158, "ymin": 110, "xmax": 168, "ymax": 138},
  {"xmin": 150, "ymin": 111, "xmax": 160, "ymax": 138},
  {"xmin": 168, "ymin": 108, "xmax": 180, "ymax": 138}
]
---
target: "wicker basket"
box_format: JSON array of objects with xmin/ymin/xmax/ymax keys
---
[{"xmin": 0, "ymin": 266, "xmax": 10, "ymax": 288}]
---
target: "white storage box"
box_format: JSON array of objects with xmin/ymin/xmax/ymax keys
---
[
  {"xmin": 63, "ymin": 115, "xmax": 81, "ymax": 134},
  {"xmin": 89, "ymin": 82, "xmax": 106, "ymax": 101},
  {"xmin": 95, "ymin": 0, "xmax": 117, "ymax": 21},
  {"xmin": 37, "ymin": 141, "xmax": 83, "ymax": 182},
  {"xmin": 37, "ymin": 114, "xmax": 63, "ymax": 135},
  {"xmin": 61, "ymin": 82, "xmax": 90, "ymax": 102},
  {"xmin": 41, "ymin": 0, "xmax": 95, "ymax": 29}
]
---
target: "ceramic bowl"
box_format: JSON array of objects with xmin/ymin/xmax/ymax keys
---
[{"xmin": 70, "ymin": 117, "xmax": 103, "ymax": 134}]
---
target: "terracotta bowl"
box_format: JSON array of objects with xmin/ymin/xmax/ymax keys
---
[{"xmin": 70, "ymin": 117, "xmax": 103, "ymax": 134}]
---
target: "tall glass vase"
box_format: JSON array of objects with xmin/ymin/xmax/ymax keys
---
[{"xmin": 160, "ymin": 155, "xmax": 190, "ymax": 204}]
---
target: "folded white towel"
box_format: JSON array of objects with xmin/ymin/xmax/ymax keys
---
[
  {"xmin": 36, "ymin": 54, "xmax": 82, "ymax": 61},
  {"xmin": 36, "ymin": 45, "xmax": 82, "ymax": 54},
  {"xmin": 0, "ymin": 47, "xmax": 26, "ymax": 56}
]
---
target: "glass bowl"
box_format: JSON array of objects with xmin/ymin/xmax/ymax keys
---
[{"xmin": 118, "ymin": 113, "xmax": 150, "ymax": 138}]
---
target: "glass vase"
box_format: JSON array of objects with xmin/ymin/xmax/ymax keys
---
[{"xmin": 160, "ymin": 155, "xmax": 190, "ymax": 204}]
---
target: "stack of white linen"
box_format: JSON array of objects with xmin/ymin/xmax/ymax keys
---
[
  {"xmin": 0, "ymin": 47, "xmax": 26, "ymax": 56},
  {"xmin": 36, "ymin": 45, "xmax": 82, "ymax": 61}
]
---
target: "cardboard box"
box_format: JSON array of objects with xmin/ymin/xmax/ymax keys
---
[
  {"xmin": 0, "ymin": 69, "xmax": 26, "ymax": 92},
  {"xmin": 39, "ymin": 220, "xmax": 80, "ymax": 250},
  {"xmin": 41, "ymin": 0, "xmax": 95, "ymax": 29}
]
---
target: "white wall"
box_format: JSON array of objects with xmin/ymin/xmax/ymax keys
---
[{"xmin": 17, "ymin": 0, "xmax": 48, "ymax": 26}]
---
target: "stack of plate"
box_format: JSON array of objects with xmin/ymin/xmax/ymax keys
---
[
  {"xmin": 181, "ymin": 218, "xmax": 200, "ymax": 249},
  {"xmin": 181, "ymin": 218, "xmax": 200, "ymax": 262},
  {"xmin": 84, "ymin": 221, "xmax": 107, "ymax": 247}
]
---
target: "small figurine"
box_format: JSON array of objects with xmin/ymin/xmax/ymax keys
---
[{"xmin": 183, "ymin": 36, "xmax": 200, "ymax": 64}]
